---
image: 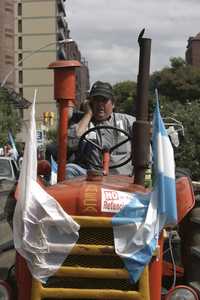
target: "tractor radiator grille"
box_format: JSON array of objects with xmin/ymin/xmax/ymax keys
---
[
  {"xmin": 31, "ymin": 216, "xmax": 150, "ymax": 300},
  {"xmin": 44, "ymin": 226, "xmax": 134, "ymax": 292},
  {"xmin": 78, "ymin": 227, "xmax": 114, "ymax": 245}
]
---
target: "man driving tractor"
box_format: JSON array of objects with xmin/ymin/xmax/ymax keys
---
[{"xmin": 66, "ymin": 80, "xmax": 136, "ymax": 178}]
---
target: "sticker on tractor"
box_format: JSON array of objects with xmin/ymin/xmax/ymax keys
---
[{"xmin": 101, "ymin": 188, "xmax": 132, "ymax": 213}]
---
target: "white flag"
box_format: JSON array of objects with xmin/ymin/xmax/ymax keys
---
[{"xmin": 13, "ymin": 90, "xmax": 80, "ymax": 282}]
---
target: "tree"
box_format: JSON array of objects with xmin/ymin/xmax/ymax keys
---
[
  {"xmin": 170, "ymin": 57, "xmax": 185, "ymax": 69},
  {"xmin": 150, "ymin": 57, "xmax": 200, "ymax": 103},
  {"xmin": 0, "ymin": 87, "xmax": 22, "ymax": 146},
  {"xmin": 154, "ymin": 98, "xmax": 200, "ymax": 180},
  {"xmin": 113, "ymin": 81, "xmax": 137, "ymax": 114},
  {"xmin": 149, "ymin": 57, "xmax": 200, "ymax": 180},
  {"xmin": 112, "ymin": 58, "xmax": 200, "ymax": 179}
]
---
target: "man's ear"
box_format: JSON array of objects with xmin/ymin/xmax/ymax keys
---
[{"xmin": 112, "ymin": 103, "xmax": 115, "ymax": 109}]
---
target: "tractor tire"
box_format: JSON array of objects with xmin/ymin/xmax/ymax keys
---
[{"xmin": 179, "ymin": 184, "xmax": 200, "ymax": 296}]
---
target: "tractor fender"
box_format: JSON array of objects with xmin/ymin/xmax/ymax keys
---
[{"xmin": 176, "ymin": 176, "xmax": 195, "ymax": 223}]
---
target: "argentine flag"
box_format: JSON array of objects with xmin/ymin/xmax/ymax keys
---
[
  {"xmin": 13, "ymin": 90, "xmax": 79, "ymax": 282},
  {"xmin": 8, "ymin": 130, "xmax": 19, "ymax": 161},
  {"xmin": 152, "ymin": 97, "xmax": 177, "ymax": 226},
  {"xmin": 112, "ymin": 97, "xmax": 177, "ymax": 283},
  {"xmin": 50, "ymin": 155, "xmax": 58, "ymax": 185}
]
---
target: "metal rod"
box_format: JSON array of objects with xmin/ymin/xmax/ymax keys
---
[{"xmin": 57, "ymin": 101, "xmax": 69, "ymax": 182}]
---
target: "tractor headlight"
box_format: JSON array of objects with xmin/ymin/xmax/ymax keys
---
[
  {"xmin": 166, "ymin": 285, "xmax": 198, "ymax": 300},
  {"xmin": 0, "ymin": 280, "xmax": 10, "ymax": 300}
]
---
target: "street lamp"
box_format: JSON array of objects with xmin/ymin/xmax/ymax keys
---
[{"xmin": 0, "ymin": 38, "xmax": 73, "ymax": 88}]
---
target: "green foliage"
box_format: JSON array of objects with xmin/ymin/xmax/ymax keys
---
[
  {"xmin": 113, "ymin": 81, "xmax": 137, "ymax": 114},
  {"xmin": 170, "ymin": 57, "xmax": 186, "ymax": 69},
  {"xmin": 0, "ymin": 87, "xmax": 22, "ymax": 145},
  {"xmin": 150, "ymin": 57, "xmax": 200, "ymax": 103},
  {"xmin": 113, "ymin": 57, "xmax": 200, "ymax": 180},
  {"xmin": 148, "ymin": 57, "xmax": 200, "ymax": 179},
  {"xmin": 157, "ymin": 99, "xmax": 200, "ymax": 180}
]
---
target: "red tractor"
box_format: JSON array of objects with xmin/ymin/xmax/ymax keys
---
[{"xmin": 1, "ymin": 32, "xmax": 199, "ymax": 300}]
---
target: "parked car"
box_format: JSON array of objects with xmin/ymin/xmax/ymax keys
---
[
  {"xmin": 0, "ymin": 157, "xmax": 18, "ymax": 299},
  {"xmin": 0, "ymin": 157, "xmax": 19, "ymax": 182}
]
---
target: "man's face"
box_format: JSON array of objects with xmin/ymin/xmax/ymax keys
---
[{"xmin": 91, "ymin": 96, "xmax": 114, "ymax": 121}]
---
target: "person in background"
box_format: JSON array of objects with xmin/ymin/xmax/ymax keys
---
[
  {"xmin": 66, "ymin": 81, "xmax": 136, "ymax": 178},
  {"xmin": 4, "ymin": 143, "xmax": 15, "ymax": 159}
]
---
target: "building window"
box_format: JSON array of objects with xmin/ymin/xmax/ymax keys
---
[
  {"xmin": 18, "ymin": 20, "xmax": 22, "ymax": 33},
  {"xmin": 18, "ymin": 37, "xmax": 22, "ymax": 49},
  {"xmin": 18, "ymin": 53, "xmax": 23, "ymax": 67},
  {"xmin": 18, "ymin": 3, "xmax": 22, "ymax": 16},
  {"xmin": 19, "ymin": 71, "xmax": 23, "ymax": 84},
  {"xmin": 19, "ymin": 88, "xmax": 23, "ymax": 97}
]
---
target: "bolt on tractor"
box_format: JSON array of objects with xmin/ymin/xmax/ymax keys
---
[{"xmin": 1, "ymin": 31, "xmax": 200, "ymax": 300}]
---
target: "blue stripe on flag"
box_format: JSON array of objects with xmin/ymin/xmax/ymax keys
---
[
  {"xmin": 156, "ymin": 173, "xmax": 177, "ymax": 224},
  {"xmin": 112, "ymin": 191, "xmax": 156, "ymax": 283}
]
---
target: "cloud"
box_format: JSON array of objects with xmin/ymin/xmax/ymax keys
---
[
  {"xmin": 86, "ymin": 44, "xmax": 139, "ymax": 84},
  {"xmin": 68, "ymin": 0, "xmax": 200, "ymax": 84}
]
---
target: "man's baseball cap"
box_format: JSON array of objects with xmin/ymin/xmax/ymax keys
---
[{"xmin": 89, "ymin": 81, "xmax": 114, "ymax": 100}]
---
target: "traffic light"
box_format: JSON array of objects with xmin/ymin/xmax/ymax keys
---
[
  {"xmin": 43, "ymin": 112, "xmax": 55, "ymax": 126},
  {"xmin": 49, "ymin": 112, "xmax": 55, "ymax": 126},
  {"xmin": 43, "ymin": 112, "xmax": 49, "ymax": 125}
]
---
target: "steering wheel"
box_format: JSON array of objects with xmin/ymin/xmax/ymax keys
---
[{"xmin": 79, "ymin": 125, "xmax": 132, "ymax": 169}]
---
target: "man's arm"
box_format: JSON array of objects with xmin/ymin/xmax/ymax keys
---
[
  {"xmin": 75, "ymin": 101, "xmax": 93, "ymax": 137},
  {"xmin": 68, "ymin": 101, "xmax": 93, "ymax": 151}
]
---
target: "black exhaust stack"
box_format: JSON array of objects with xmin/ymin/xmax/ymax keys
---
[{"xmin": 132, "ymin": 29, "xmax": 151, "ymax": 186}]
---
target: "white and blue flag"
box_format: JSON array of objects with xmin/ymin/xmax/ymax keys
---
[
  {"xmin": 112, "ymin": 97, "xmax": 177, "ymax": 283},
  {"xmin": 50, "ymin": 155, "xmax": 58, "ymax": 185},
  {"xmin": 13, "ymin": 90, "xmax": 79, "ymax": 282},
  {"xmin": 8, "ymin": 130, "xmax": 19, "ymax": 161},
  {"xmin": 152, "ymin": 95, "xmax": 177, "ymax": 226}
]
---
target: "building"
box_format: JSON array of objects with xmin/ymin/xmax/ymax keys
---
[
  {"xmin": 0, "ymin": 0, "xmax": 15, "ymax": 88},
  {"xmin": 185, "ymin": 33, "xmax": 200, "ymax": 67},
  {"xmin": 65, "ymin": 42, "xmax": 90, "ymax": 103},
  {"xmin": 0, "ymin": 0, "xmax": 30, "ymax": 143},
  {"xmin": 14, "ymin": 0, "xmax": 89, "ymax": 137}
]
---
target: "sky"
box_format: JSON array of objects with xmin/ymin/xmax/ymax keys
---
[{"xmin": 67, "ymin": 0, "xmax": 200, "ymax": 85}]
